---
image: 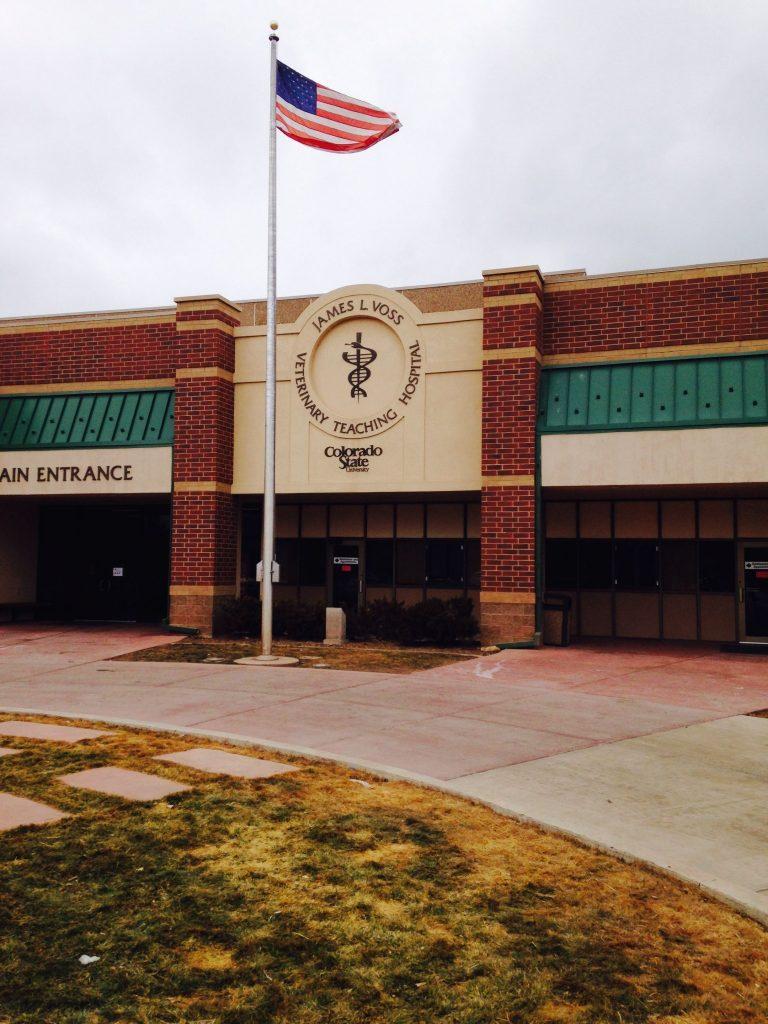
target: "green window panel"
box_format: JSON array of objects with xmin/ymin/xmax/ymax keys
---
[
  {"xmin": 672, "ymin": 362, "xmax": 696, "ymax": 423},
  {"xmin": 697, "ymin": 360, "xmax": 720, "ymax": 421},
  {"xmin": 720, "ymin": 359, "xmax": 743, "ymax": 421},
  {"xmin": 651, "ymin": 360, "xmax": 675, "ymax": 423},
  {"xmin": 608, "ymin": 366, "xmax": 631, "ymax": 426},
  {"xmin": 566, "ymin": 370, "xmax": 589, "ymax": 428},
  {"xmin": 539, "ymin": 351, "xmax": 768, "ymax": 433},
  {"xmin": 630, "ymin": 364, "xmax": 653, "ymax": 423},
  {"xmin": 541, "ymin": 369, "xmax": 569, "ymax": 429},
  {"xmin": 745, "ymin": 359, "xmax": 768, "ymax": 421},
  {"xmin": 0, "ymin": 389, "xmax": 174, "ymax": 450},
  {"xmin": 587, "ymin": 367, "xmax": 611, "ymax": 427}
]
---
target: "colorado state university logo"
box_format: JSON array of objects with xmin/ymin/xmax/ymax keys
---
[{"xmin": 293, "ymin": 289, "xmax": 422, "ymax": 438}]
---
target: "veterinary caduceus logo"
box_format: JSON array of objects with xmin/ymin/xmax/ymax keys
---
[{"xmin": 342, "ymin": 332, "xmax": 377, "ymax": 401}]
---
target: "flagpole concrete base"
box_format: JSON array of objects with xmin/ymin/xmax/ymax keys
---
[{"xmin": 235, "ymin": 655, "xmax": 300, "ymax": 667}]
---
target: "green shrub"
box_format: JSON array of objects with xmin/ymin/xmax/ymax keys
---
[
  {"xmin": 347, "ymin": 598, "xmax": 406, "ymax": 641},
  {"xmin": 350, "ymin": 596, "xmax": 478, "ymax": 646},
  {"xmin": 396, "ymin": 597, "xmax": 478, "ymax": 645},
  {"xmin": 214, "ymin": 595, "xmax": 477, "ymax": 646},
  {"xmin": 274, "ymin": 600, "xmax": 325, "ymax": 641},
  {"xmin": 214, "ymin": 597, "xmax": 324, "ymax": 640},
  {"xmin": 213, "ymin": 595, "xmax": 259, "ymax": 637}
]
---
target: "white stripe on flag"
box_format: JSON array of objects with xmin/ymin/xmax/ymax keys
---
[
  {"xmin": 276, "ymin": 107, "xmax": 361, "ymax": 144},
  {"xmin": 276, "ymin": 111, "xmax": 356, "ymax": 146},
  {"xmin": 276, "ymin": 98, "xmax": 374, "ymax": 137},
  {"xmin": 317, "ymin": 85, "xmax": 393, "ymax": 116}
]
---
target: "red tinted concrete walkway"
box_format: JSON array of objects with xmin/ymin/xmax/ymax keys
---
[
  {"xmin": 0, "ymin": 623, "xmax": 175, "ymax": 671},
  {"xmin": 1, "ymin": 629, "xmax": 767, "ymax": 921}
]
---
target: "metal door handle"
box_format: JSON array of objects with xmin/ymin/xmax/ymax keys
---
[{"xmin": 739, "ymin": 584, "xmax": 744, "ymax": 603}]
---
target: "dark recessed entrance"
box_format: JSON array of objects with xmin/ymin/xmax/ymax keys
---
[
  {"xmin": 331, "ymin": 541, "xmax": 362, "ymax": 610},
  {"xmin": 740, "ymin": 542, "xmax": 768, "ymax": 642},
  {"xmin": 37, "ymin": 505, "xmax": 170, "ymax": 623}
]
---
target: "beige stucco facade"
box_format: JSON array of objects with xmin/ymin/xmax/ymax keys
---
[
  {"xmin": 542, "ymin": 426, "xmax": 768, "ymax": 489},
  {"xmin": 233, "ymin": 285, "xmax": 482, "ymax": 495},
  {"xmin": 0, "ymin": 447, "xmax": 173, "ymax": 497}
]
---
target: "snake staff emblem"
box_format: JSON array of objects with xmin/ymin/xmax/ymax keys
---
[{"xmin": 342, "ymin": 332, "xmax": 378, "ymax": 401}]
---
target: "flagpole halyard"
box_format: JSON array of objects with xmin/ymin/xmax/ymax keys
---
[{"xmin": 258, "ymin": 22, "xmax": 280, "ymax": 661}]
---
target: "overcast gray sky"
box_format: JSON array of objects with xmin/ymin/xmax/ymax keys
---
[{"xmin": 1, "ymin": 0, "xmax": 766, "ymax": 317}]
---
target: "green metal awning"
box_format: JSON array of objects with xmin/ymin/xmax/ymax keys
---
[
  {"xmin": 539, "ymin": 352, "xmax": 768, "ymax": 433},
  {"xmin": 0, "ymin": 389, "xmax": 174, "ymax": 450}
]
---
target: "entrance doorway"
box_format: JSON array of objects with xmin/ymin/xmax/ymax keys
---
[
  {"xmin": 37, "ymin": 505, "xmax": 170, "ymax": 623},
  {"xmin": 739, "ymin": 542, "xmax": 768, "ymax": 642},
  {"xmin": 331, "ymin": 541, "xmax": 362, "ymax": 610}
]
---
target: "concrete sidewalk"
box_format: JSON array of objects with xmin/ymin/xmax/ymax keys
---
[{"xmin": 1, "ymin": 624, "xmax": 767, "ymax": 922}]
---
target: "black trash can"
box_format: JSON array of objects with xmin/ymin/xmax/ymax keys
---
[{"xmin": 542, "ymin": 592, "xmax": 572, "ymax": 647}]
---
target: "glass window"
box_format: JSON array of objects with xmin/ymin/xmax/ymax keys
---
[
  {"xmin": 240, "ymin": 509, "xmax": 260, "ymax": 581},
  {"xmin": 545, "ymin": 539, "xmax": 578, "ymax": 589},
  {"xmin": 299, "ymin": 539, "xmax": 326, "ymax": 586},
  {"xmin": 274, "ymin": 538, "xmax": 298, "ymax": 585},
  {"xmin": 614, "ymin": 540, "xmax": 659, "ymax": 591},
  {"xmin": 426, "ymin": 539, "xmax": 464, "ymax": 586},
  {"xmin": 396, "ymin": 539, "xmax": 425, "ymax": 586},
  {"xmin": 466, "ymin": 539, "xmax": 481, "ymax": 589},
  {"xmin": 661, "ymin": 541, "xmax": 697, "ymax": 593},
  {"xmin": 699, "ymin": 541, "xmax": 735, "ymax": 593},
  {"xmin": 366, "ymin": 539, "xmax": 394, "ymax": 586},
  {"xmin": 578, "ymin": 540, "xmax": 612, "ymax": 589}
]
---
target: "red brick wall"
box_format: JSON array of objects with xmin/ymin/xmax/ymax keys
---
[
  {"xmin": 169, "ymin": 492, "xmax": 237, "ymax": 587},
  {"xmin": 169, "ymin": 299, "xmax": 240, "ymax": 634},
  {"xmin": 544, "ymin": 269, "xmax": 768, "ymax": 358},
  {"xmin": 172, "ymin": 377, "xmax": 234, "ymax": 484},
  {"xmin": 174, "ymin": 320, "xmax": 237, "ymax": 372},
  {"xmin": 481, "ymin": 485, "xmax": 536, "ymax": 594},
  {"xmin": 482, "ymin": 357, "xmax": 539, "ymax": 478},
  {"xmin": 480, "ymin": 273, "xmax": 543, "ymax": 642},
  {"xmin": 0, "ymin": 320, "xmax": 176, "ymax": 386}
]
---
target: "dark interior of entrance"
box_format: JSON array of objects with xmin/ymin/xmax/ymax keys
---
[
  {"xmin": 331, "ymin": 542, "xmax": 361, "ymax": 609},
  {"xmin": 37, "ymin": 505, "xmax": 170, "ymax": 623},
  {"xmin": 544, "ymin": 497, "xmax": 768, "ymax": 642},
  {"xmin": 743, "ymin": 544, "xmax": 768, "ymax": 640}
]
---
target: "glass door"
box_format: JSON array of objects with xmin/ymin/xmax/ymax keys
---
[
  {"xmin": 331, "ymin": 541, "xmax": 362, "ymax": 610},
  {"xmin": 738, "ymin": 542, "xmax": 768, "ymax": 642}
]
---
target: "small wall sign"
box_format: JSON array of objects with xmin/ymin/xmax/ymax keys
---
[{"xmin": 324, "ymin": 444, "xmax": 382, "ymax": 473}]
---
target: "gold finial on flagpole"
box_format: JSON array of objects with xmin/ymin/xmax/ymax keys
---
[{"xmin": 270, "ymin": 21, "xmax": 278, "ymax": 30}]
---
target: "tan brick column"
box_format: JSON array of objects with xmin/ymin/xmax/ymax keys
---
[
  {"xmin": 169, "ymin": 295, "xmax": 240, "ymax": 635},
  {"xmin": 480, "ymin": 267, "xmax": 543, "ymax": 644}
]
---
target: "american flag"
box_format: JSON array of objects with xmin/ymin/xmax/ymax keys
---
[{"xmin": 275, "ymin": 61, "xmax": 400, "ymax": 153}]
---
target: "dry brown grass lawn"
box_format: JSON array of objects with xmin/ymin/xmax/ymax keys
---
[
  {"xmin": 116, "ymin": 637, "xmax": 477, "ymax": 673},
  {"xmin": 0, "ymin": 713, "xmax": 767, "ymax": 1023}
]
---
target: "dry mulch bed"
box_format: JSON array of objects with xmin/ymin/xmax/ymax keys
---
[{"xmin": 117, "ymin": 638, "xmax": 480, "ymax": 674}]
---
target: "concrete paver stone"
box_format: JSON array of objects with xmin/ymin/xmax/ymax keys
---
[
  {"xmin": 0, "ymin": 792, "xmax": 68, "ymax": 832},
  {"xmin": 58, "ymin": 766, "xmax": 191, "ymax": 801},
  {"xmin": 154, "ymin": 747, "xmax": 299, "ymax": 779},
  {"xmin": 0, "ymin": 721, "xmax": 113, "ymax": 743}
]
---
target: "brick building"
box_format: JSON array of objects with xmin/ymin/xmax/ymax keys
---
[{"xmin": 1, "ymin": 257, "xmax": 767, "ymax": 645}]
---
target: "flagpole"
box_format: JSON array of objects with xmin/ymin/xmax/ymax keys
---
[{"xmin": 259, "ymin": 21, "xmax": 279, "ymax": 660}]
